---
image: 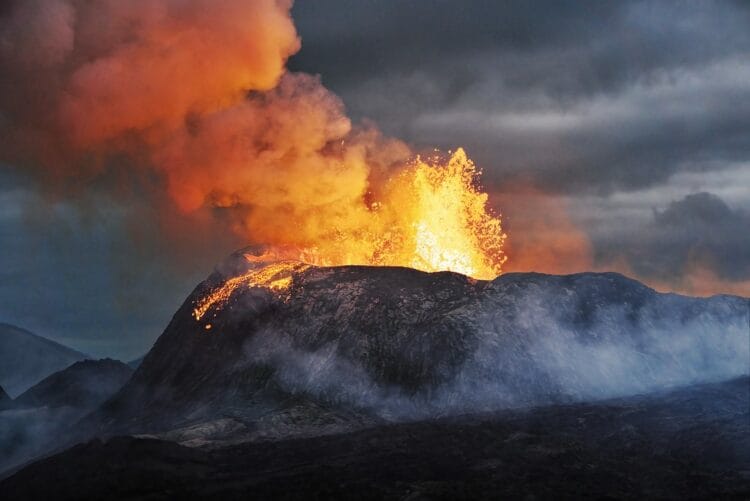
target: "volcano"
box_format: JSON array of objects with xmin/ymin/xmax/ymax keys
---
[{"xmin": 89, "ymin": 249, "xmax": 749, "ymax": 445}]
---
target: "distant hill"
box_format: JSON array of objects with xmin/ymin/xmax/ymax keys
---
[
  {"xmin": 127, "ymin": 357, "xmax": 144, "ymax": 370},
  {"xmin": 14, "ymin": 359, "xmax": 133, "ymax": 410},
  {"xmin": 0, "ymin": 323, "xmax": 88, "ymax": 397},
  {"xmin": 0, "ymin": 359, "xmax": 133, "ymax": 475},
  {"xmin": 0, "ymin": 385, "xmax": 13, "ymax": 410}
]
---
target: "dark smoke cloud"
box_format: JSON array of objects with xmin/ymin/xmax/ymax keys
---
[
  {"xmin": 291, "ymin": 0, "xmax": 750, "ymax": 193},
  {"xmin": 596, "ymin": 192, "xmax": 750, "ymax": 283}
]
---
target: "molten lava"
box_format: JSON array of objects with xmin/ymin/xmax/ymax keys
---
[
  {"xmin": 193, "ymin": 148, "xmax": 507, "ymax": 322},
  {"xmin": 401, "ymin": 149, "xmax": 506, "ymax": 278},
  {"xmin": 193, "ymin": 260, "xmax": 310, "ymax": 321},
  {"xmin": 255, "ymin": 148, "xmax": 507, "ymax": 280}
]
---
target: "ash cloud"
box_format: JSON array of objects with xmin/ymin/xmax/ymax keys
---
[
  {"xmin": 587, "ymin": 191, "xmax": 750, "ymax": 294},
  {"xmin": 631, "ymin": 192, "xmax": 750, "ymax": 281},
  {"xmin": 0, "ymin": 0, "xmax": 409, "ymax": 356}
]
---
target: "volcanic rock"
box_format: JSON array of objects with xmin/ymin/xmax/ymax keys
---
[
  {"xmin": 93, "ymin": 249, "xmax": 749, "ymax": 442},
  {"xmin": 4, "ymin": 376, "xmax": 749, "ymax": 500}
]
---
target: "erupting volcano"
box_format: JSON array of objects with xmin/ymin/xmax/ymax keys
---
[
  {"xmin": 1, "ymin": 2, "xmax": 749, "ymax": 499},
  {"xmin": 192, "ymin": 147, "xmax": 508, "ymax": 322}
]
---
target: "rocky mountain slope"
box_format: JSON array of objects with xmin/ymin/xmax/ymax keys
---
[
  {"xmin": 92, "ymin": 249, "xmax": 749, "ymax": 442},
  {"xmin": 0, "ymin": 323, "xmax": 88, "ymax": 397},
  {"xmin": 4, "ymin": 376, "xmax": 748, "ymax": 500}
]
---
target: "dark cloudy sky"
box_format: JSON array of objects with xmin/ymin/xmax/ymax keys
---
[{"xmin": 1, "ymin": 0, "xmax": 749, "ymax": 359}]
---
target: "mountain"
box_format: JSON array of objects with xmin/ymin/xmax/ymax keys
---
[
  {"xmin": 0, "ymin": 323, "xmax": 88, "ymax": 397},
  {"xmin": 92, "ymin": 249, "xmax": 749, "ymax": 443},
  {"xmin": 0, "ymin": 359, "xmax": 133, "ymax": 474},
  {"xmin": 127, "ymin": 357, "xmax": 144, "ymax": 370},
  {"xmin": 4, "ymin": 376, "xmax": 748, "ymax": 500},
  {"xmin": 14, "ymin": 359, "xmax": 133, "ymax": 410}
]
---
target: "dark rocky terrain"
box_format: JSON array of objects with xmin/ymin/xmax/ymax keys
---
[
  {"xmin": 2, "ymin": 376, "xmax": 748, "ymax": 500},
  {"xmin": 14, "ymin": 359, "xmax": 133, "ymax": 410},
  {"xmin": 0, "ymin": 323, "xmax": 88, "ymax": 397},
  {"xmin": 2, "ymin": 251, "xmax": 747, "ymax": 496},
  {"xmin": 90, "ymin": 250, "xmax": 748, "ymax": 444}
]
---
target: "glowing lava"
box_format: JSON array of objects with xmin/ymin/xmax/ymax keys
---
[
  {"xmin": 398, "ymin": 148, "xmax": 506, "ymax": 279},
  {"xmin": 193, "ymin": 260, "xmax": 310, "ymax": 321},
  {"xmin": 265, "ymin": 148, "xmax": 507, "ymax": 280},
  {"xmin": 193, "ymin": 148, "xmax": 507, "ymax": 323}
]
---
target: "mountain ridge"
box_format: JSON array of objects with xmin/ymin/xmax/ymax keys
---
[
  {"xmin": 0, "ymin": 323, "xmax": 89, "ymax": 397},
  {"xmin": 15, "ymin": 358, "xmax": 133, "ymax": 410}
]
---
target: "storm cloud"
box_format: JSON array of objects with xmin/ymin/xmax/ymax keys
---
[
  {"xmin": 292, "ymin": 0, "xmax": 750, "ymax": 289},
  {"xmin": 596, "ymin": 191, "xmax": 750, "ymax": 282},
  {"xmin": 291, "ymin": 0, "xmax": 750, "ymax": 192}
]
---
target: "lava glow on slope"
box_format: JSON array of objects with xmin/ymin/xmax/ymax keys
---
[
  {"xmin": 193, "ymin": 148, "xmax": 507, "ymax": 322},
  {"xmin": 193, "ymin": 260, "xmax": 311, "ymax": 321}
]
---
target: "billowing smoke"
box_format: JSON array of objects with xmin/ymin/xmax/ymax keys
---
[
  {"xmin": 0, "ymin": 0, "xmax": 508, "ymax": 278},
  {"xmin": 0, "ymin": 0, "xmax": 298, "ymax": 158},
  {"xmin": 0, "ymin": 0, "xmax": 371, "ymax": 221}
]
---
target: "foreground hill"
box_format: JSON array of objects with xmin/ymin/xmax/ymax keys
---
[
  {"xmin": 0, "ymin": 323, "xmax": 88, "ymax": 397},
  {"xmin": 3, "ymin": 376, "xmax": 748, "ymax": 500},
  {"xmin": 92, "ymin": 249, "xmax": 749, "ymax": 442}
]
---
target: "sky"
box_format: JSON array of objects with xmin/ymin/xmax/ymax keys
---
[{"xmin": 0, "ymin": 0, "xmax": 748, "ymax": 360}]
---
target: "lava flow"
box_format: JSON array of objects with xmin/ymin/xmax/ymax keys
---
[{"xmin": 193, "ymin": 260, "xmax": 311, "ymax": 321}]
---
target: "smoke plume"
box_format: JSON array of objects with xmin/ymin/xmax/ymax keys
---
[{"xmin": 1, "ymin": 0, "xmax": 509, "ymax": 277}]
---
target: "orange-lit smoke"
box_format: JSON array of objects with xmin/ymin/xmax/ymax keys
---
[
  {"xmin": 492, "ymin": 184, "xmax": 746, "ymax": 296},
  {"xmin": 0, "ymin": 0, "xmax": 506, "ymax": 279},
  {"xmin": 494, "ymin": 184, "xmax": 592, "ymax": 275}
]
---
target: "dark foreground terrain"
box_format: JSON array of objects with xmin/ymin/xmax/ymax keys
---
[{"xmin": 2, "ymin": 376, "xmax": 748, "ymax": 500}]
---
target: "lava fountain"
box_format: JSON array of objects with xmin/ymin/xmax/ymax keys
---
[
  {"xmin": 193, "ymin": 147, "xmax": 507, "ymax": 321},
  {"xmin": 276, "ymin": 147, "xmax": 507, "ymax": 279}
]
